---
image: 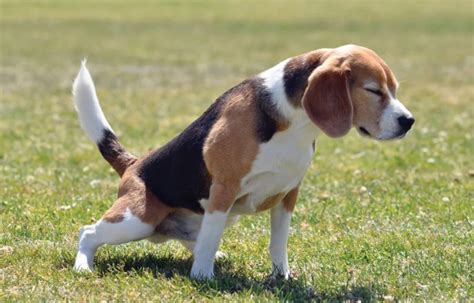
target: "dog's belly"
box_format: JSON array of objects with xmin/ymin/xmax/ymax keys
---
[
  {"xmin": 153, "ymin": 210, "xmax": 203, "ymax": 241},
  {"xmin": 152, "ymin": 210, "xmax": 240, "ymax": 242}
]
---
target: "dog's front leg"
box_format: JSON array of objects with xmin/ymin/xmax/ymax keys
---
[
  {"xmin": 190, "ymin": 210, "xmax": 229, "ymax": 279},
  {"xmin": 191, "ymin": 182, "xmax": 238, "ymax": 279},
  {"xmin": 269, "ymin": 187, "xmax": 299, "ymax": 279}
]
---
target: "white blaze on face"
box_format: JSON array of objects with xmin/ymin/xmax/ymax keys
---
[{"xmin": 378, "ymin": 92, "xmax": 413, "ymax": 140}]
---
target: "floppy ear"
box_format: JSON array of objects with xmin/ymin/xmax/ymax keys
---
[{"xmin": 302, "ymin": 58, "xmax": 353, "ymax": 138}]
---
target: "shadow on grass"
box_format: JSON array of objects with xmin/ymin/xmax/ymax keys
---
[{"xmin": 58, "ymin": 253, "xmax": 377, "ymax": 301}]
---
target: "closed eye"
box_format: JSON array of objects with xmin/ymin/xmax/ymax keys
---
[{"xmin": 365, "ymin": 88, "xmax": 384, "ymax": 97}]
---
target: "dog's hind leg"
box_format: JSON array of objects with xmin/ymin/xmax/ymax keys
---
[
  {"xmin": 74, "ymin": 207, "xmax": 156, "ymax": 272},
  {"xmin": 74, "ymin": 176, "xmax": 172, "ymax": 272}
]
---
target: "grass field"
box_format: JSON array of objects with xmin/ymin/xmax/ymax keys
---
[{"xmin": 1, "ymin": 0, "xmax": 473, "ymax": 301}]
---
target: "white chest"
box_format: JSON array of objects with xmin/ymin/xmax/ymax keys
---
[{"xmin": 231, "ymin": 121, "xmax": 319, "ymax": 214}]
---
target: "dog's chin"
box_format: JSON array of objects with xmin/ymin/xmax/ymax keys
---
[
  {"xmin": 358, "ymin": 127, "xmax": 409, "ymax": 141},
  {"xmin": 375, "ymin": 130, "xmax": 409, "ymax": 141}
]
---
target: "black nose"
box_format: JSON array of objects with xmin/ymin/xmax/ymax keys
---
[{"xmin": 397, "ymin": 116, "xmax": 415, "ymax": 132}]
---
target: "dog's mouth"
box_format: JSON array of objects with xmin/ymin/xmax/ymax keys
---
[{"xmin": 358, "ymin": 127, "xmax": 371, "ymax": 137}]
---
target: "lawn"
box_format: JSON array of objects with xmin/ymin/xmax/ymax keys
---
[{"xmin": 0, "ymin": 0, "xmax": 473, "ymax": 301}]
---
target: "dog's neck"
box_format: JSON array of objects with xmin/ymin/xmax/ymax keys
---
[{"xmin": 258, "ymin": 50, "xmax": 326, "ymax": 130}]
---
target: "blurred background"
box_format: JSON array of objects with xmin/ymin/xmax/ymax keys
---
[{"xmin": 1, "ymin": 1, "xmax": 472, "ymax": 301}]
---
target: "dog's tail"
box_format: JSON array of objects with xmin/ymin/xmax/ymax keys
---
[{"xmin": 72, "ymin": 60, "xmax": 137, "ymax": 176}]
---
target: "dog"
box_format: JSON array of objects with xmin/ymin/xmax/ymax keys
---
[{"xmin": 72, "ymin": 44, "xmax": 414, "ymax": 279}]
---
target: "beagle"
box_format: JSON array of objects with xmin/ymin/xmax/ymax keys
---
[{"xmin": 72, "ymin": 44, "xmax": 414, "ymax": 279}]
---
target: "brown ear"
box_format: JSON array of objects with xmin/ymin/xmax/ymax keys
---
[{"xmin": 302, "ymin": 58, "xmax": 353, "ymax": 138}]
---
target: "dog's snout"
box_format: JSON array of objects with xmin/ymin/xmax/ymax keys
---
[{"xmin": 397, "ymin": 116, "xmax": 415, "ymax": 132}]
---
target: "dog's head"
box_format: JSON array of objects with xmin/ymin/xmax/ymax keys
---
[{"xmin": 302, "ymin": 44, "xmax": 414, "ymax": 140}]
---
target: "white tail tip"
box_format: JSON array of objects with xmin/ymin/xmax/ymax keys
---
[{"xmin": 72, "ymin": 60, "xmax": 114, "ymax": 143}]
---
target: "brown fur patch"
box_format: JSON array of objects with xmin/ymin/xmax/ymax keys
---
[
  {"xmin": 350, "ymin": 88, "xmax": 386, "ymax": 135},
  {"xmin": 276, "ymin": 120, "xmax": 290, "ymax": 132},
  {"xmin": 203, "ymin": 81, "xmax": 264, "ymax": 212},
  {"xmin": 282, "ymin": 187, "xmax": 299, "ymax": 212},
  {"xmin": 256, "ymin": 192, "xmax": 286, "ymax": 212},
  {"xmin": 207, "ymin": 182, "xmax": 241, "ymax": 213},
  {"xmin": 103, "ymin": 165, "xmax": 173, "ymax": 225}
]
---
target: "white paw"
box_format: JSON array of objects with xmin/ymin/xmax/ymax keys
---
[
  {"xmin": 215, "ymin": 251, "xmax": 227, "ymax": 260},
  {"xmin": 73, "ymin": 251, "xmax": 94, "ymax": 273},
  {"xmin": 73, "ymin": 262, "xmax": 93, "ymax": 272},
  {"xmin": 271, "ymin": 267, "xmax": 290, "ymax": 280},
  {"xmin": 190, "ymin": 265, "xmax": 214, "ymax": 280}
]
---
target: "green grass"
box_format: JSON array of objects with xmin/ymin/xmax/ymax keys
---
[{"xmin": 1, "ymin": 0, "xmax": 473, "ymax": 301}]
